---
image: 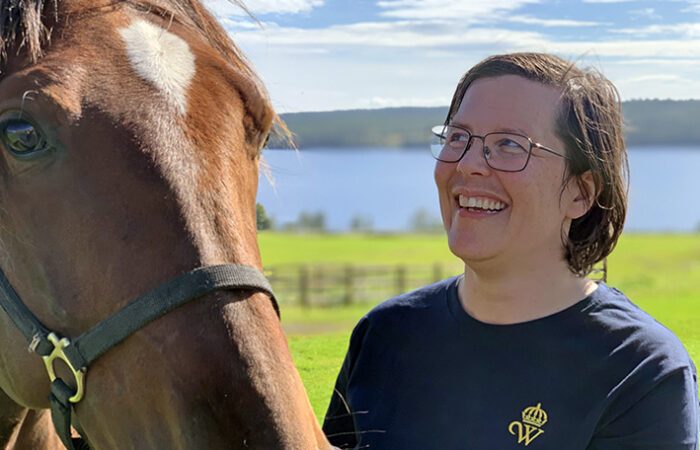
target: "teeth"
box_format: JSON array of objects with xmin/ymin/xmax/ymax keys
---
[{"xmin": 458, "ymin": 195, "xmax": 505, "ymax": 211}]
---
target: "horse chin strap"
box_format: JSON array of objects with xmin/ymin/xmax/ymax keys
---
[{"xmin": 0, "ymin": 264, "xmax": 278, "ymax": 450}]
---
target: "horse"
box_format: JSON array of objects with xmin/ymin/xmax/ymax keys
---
[{"xmin": 0, "ymin": 0, "xmax": 331, "ymax": 448}]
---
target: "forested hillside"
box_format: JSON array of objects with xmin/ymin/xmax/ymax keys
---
[
  {"xmin": 623, "ymin": 100, "xmax": 700, "ymax": 146},
  {"xmin": 273, "ymin": 100, "xmax": 700, "ymax": 149}
]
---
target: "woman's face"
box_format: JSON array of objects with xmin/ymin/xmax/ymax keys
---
[{"xmin": 434, "ymin": 75, "xmax": 588, "ymax": 271}]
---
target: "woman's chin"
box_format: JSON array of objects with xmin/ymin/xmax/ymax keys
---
[{"xmin": 447, "ymin": 235, "xmax": 498, "ymax": 265}]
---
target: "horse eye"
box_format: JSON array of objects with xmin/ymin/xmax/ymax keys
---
[{"xmin": 1, "ymin": 119, "xmax": 49, "ymax": 157}]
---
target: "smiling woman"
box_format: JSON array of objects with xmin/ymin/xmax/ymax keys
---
[{"xmin": 323, "ymin": 53, "xmax": 698, "ymax": 450}]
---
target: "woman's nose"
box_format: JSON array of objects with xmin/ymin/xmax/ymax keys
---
[{"xmin": 456, "ymin": 136, "xmax": 491, "ymax": 176}]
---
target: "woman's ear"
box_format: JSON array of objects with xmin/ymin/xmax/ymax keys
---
[{"xmin": 567, "ymin": 170, "xmax": 596, "ymax": 220}]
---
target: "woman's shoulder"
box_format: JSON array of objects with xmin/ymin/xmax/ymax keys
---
[
  {"xmin": 353, "ymin": 276, "xmax": 459, "ymax": 333},
  {"xmin": 587, "ymin": 283, "xmax": 695, "ymax": 374}
]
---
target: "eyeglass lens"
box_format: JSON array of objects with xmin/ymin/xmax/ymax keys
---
[{"xmin": 430, "ymin": 125, "xmax": 532, "ymax": 171}]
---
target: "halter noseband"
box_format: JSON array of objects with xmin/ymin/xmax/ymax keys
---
[{"xmin": 0, "ymin": 263, "xmax": 278, "ymax": 450}]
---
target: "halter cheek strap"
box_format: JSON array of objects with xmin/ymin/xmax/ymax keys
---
[{"xmin": 0, "ymin": 264, "xmax": 278, "ymax": 450}]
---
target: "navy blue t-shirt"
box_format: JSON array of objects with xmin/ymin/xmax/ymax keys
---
[{"xmin": 323, "ymin": 278, "xmax": 699, "ymax": 449}]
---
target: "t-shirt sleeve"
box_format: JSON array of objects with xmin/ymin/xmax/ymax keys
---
[
  {"xmin": 323, "ymin": 317, "xmax": 370, "ymax": 449},
  {"xmin": 588, "ymin": 367, "xmax": 699, "ymax": 450}
]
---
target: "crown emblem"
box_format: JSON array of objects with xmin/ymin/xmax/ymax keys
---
[{"xmin": 521, "ymin": 403, "xmax": 548, "ymax": 428}]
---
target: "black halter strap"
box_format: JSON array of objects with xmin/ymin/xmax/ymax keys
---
[{"xmin": 0, "ymin": 264, "xmax": 278, "ymax": 450}]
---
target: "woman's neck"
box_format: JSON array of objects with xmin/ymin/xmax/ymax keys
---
[{"xmin": 458, "ymin": 261, "xmax": 598, "ymax": 325}]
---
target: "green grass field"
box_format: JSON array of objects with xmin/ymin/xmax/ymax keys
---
[{"xmin": 259, "ymin": 232, "xmax": 700, "ymax": 422}]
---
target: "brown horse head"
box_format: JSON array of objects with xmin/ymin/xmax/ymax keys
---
[{"xmin": 0, "ymin": 1, "xmax": 328, "ymax": 448}]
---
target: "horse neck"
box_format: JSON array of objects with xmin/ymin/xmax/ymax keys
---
[{"xmin": 65, "ymin": 291, "xmax": 326, "ymax": 450}]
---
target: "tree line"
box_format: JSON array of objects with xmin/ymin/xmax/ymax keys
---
[
  {"xmin": 269, "ymin": 100, "xmax": 700, "ymax": 149},
  {"xmin": 256, "ymin": 204, "xmax": 443, "ymax": 233}
]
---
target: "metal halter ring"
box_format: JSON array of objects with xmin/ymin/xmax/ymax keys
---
[{"xmin": 42, "ymin": 333, "xmax": 86, "ymax": 403}]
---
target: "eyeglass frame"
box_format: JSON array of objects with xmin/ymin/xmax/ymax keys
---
[{"xmin": 431, "ymin": 123, "xmax": 570, "ymax": 173}]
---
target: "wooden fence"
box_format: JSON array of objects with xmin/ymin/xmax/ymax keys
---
[{"xmin": 264, "ymin": 263, "xmax": 463, "ymax": 307}]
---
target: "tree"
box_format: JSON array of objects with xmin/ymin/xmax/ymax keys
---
[
  {"xmin": 256, "ymin": 203, "xmax": 274, "ymax": 230},
  {"xmin": 283, "ymin": 211, "xmax": 327, "ymax": 232},
  {"xmin": 409, "ymin": 208, "xmax": 443, "ymax": 233},
  {"xmin": 297, "ymin": 211, "xmax": 326, "ymax": 232},
  {"xmin": 349, "ymin": 214, "xmax": 374, "ymax": 233}
]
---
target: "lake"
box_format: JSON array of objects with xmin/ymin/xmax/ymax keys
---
[{"xmin": 257, "ymin": 147, "xmax": 700, "ymax": 233}]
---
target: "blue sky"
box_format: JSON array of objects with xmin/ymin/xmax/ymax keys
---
[{"xmin": 204, "ymin": 0, "xmax": 700, "ymax": 112}]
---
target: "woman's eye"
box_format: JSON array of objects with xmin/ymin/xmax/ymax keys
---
[
  {"xmin": 1, "ymin": 119, "xmax": 49, "ymax": 157},
  {"xmin": 496, "ymin": 138, "xmax": 526, "ymax": 152},
  {"xmin": 448, "ymin": 132, "xmax": 469, "ymax": 144}
]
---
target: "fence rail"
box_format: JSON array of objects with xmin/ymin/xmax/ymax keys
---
[{"xmin": 264, "ymin": 263, "xmax": 463, "ymax": 307}]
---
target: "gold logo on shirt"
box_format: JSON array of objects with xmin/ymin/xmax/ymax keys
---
[{"xmin": 508, "ymin": 402, "xmax": 547, "ymax": 447}]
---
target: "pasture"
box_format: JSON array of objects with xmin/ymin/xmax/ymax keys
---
[{"xmin": 258, "ymin": 232, "xmax": 700, "ymax": 421}]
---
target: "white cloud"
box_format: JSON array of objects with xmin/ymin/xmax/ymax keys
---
[
  {"xmin": 681, "ymin": 0, "xmax": 700, "ymax": 12},
  {"xmin": 624, "ymin": 74, "xmax": 688, "ymax": 83},
  {"xmin": 229, "ymin": 19, "xmax": 700, "ymax": 60},
  {"xmin": 609, "ymin": 58, "xmax": 700, "ymax": 67},
  {"xmin": 204, "ymin": 0, "xmax": 323, "ymax": 16},
  {"xmin": 581, "ymin": 0, "xmax": 637, "ymax": 3},
  {"xmin": 356, "ymin": 96, "xmax": 452, "ymax": 109},
  {"xmin": 629, "ymin": 8, "xmax": 661, "ymax": 20},
  {"xmin": 614, "ymin": 71, "xmax": 700, "ymax": 100},
  {"xmin": 613, "ymin": 23, "xmax": 700, "ymax": 38},
  {"xmin": 507, "ymin": 15, "xmax": 607, "ymax": 27},
  {"xmin": 227, "ymin": 20, "xmax": 548, "ymax": 48},
  {"xmin": 219, "ymin": 18, "xmax": 260, "ymax": 29},
  {"xmin": 537, "ymin": 38, "xmax": 700, "ymax": 58},
  {"xmin": 376, "ymin": 0, "xmax": 539, "ymax": 20}
]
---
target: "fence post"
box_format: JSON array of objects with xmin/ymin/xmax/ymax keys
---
[
  {"xmin": 299, "ymin": 265, "xmax": 310, "ymax": 308},
  {"xmin": 344, "ymin": 265, "xmax": 354, "ymax": 305},
  {"xmin": 396, "ymin": 265, "xmax": 406, "ymax": 295},
  {"xmin": 432, "ymin": 262, "xmax": 443, "ymax": 283}
]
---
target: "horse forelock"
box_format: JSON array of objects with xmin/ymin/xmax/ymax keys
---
[
  {"xmin": 1, "ymin": 0, "xmax": 290, "ymax": 147},
  {"xmin": 0, "ymin": 0, "xmax": 57, "ymax": 65},
  {"xmin": 0, "ymin": 0, "xmax": 246, "ymax": 65},
  {"xmin": 123, "ymin": 0, "xmax": 280, "ymax": 142}
]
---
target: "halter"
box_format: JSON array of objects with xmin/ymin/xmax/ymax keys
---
[{"xmin": 0, "ymin": 263, "xmax": 278, "ymax": 450}]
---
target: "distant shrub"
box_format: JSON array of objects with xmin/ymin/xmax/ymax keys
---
[
  {"xmin": 410, "ymin": 208, "xmax": 443, "ymax": 234},
  {"xmin": 349, "ymin": 214, "xmax": 374, "ymax": 233},
  {"xmin": 284, "ymin": 211, "xmax": 327, "ymax": 232}
]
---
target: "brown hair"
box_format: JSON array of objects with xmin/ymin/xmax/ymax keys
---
[{"xmin": 446, "ymin": 53, "xmax": 628, "ymax": 276}]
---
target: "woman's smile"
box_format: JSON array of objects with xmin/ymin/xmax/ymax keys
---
[{"xmin": 454, "ymin": 194, "xmax": 509, "ymax": 218}]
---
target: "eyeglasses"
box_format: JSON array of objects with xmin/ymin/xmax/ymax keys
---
[{"xmin": 430, "ymin": 124, "xmax": 569, "ymax": 172}]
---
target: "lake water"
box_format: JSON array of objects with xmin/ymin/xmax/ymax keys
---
[{"xmin": 257, "ymin": 147, "xmax": 700, "ymax": 232}]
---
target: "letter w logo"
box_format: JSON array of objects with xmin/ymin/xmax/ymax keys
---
[{"xmin": 508, "ymin": 422, "xmax": 544, "ymax": 447}]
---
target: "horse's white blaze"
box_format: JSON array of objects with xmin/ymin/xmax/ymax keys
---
[{"xmin": 119, "ymin": 19, "xmax": 196, "ymax": 115}]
